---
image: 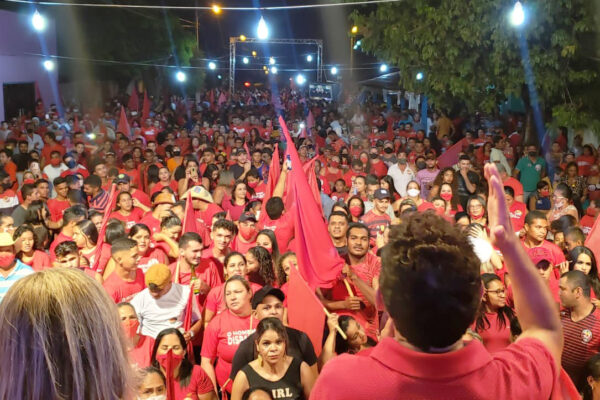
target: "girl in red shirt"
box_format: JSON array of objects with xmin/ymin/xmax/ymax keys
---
[
  {"xmin": 117, "ymin": 303, "xmax": 154, "ymax": 369},
  {"xmin": 222, "ymin": 181, "xmax": 248, "ymax": 221},
  {"xmin": 474, "ymin": 273, "xmax": 515, "ymax": 353},
  {"xmin": 73, "ymin": 219, "xmax": 110, "ymax": 270},
  {"xmin": 151, "ymin": 167, "xmax": 179, "ymax": 197},
  {"xmin": 201, "ymin": 276, "xmax": 258, "ymax": 394},
  {"xmin": 151, "ymin": 329, "xmax": 216, "ymax": 400},
  {"xmin": 109, "ymin": 192, "xmax": 145, "ymax": 231},
  {"xmin": 14, "ymin": 224, "xmax": 50, "ymax": 271},
  {"xmin": 129, "ymin": 224, "xmax": 168, "ymax": 273}
]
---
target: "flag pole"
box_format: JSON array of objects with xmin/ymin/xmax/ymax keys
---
[{"xmin": 323, "ymin": 307, "xmax": 347, "ymax": 340}]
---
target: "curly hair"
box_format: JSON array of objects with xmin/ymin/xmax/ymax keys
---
[
  {"xmin": 247, "ymin": 246, "xmax": 276, "ymax": 287},
  {"xmin": 381, "ymin": 212, "xmax": 481, "ymax": 350}
]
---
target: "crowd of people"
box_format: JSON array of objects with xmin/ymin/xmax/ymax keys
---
[{"xmin": 0, "ymin": 85, "xmax": 598, "ymax": 399}]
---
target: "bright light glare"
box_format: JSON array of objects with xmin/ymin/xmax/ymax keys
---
[
  {"xmin": 212, "ymin": 5, "xmax": 222, "ymax": 14},
  {"xmin": 351, "ymin": 26, "xmax": 358, "ymax": 34},
  {"xmin": 175, "ymin": 71, "xmax": 186, "ymax": 82},
  {"xmin": 31, "ymin": 10, "xmax": 46, "ymax": 32},
  {"xmin": 252, "ymin": 51, "xmax": 257, "ymax": 57},
  {"xmin": 270, "ymin": 66, "xmax": 278, "ymax": 74},
  {"xmin": 269, "ymin": 57, "xmax": 275, "ymax": 65},
  {"xmin": 416, "ymin": 72, "xmax": 424, "ymax": 80},
  {"xmin": 296, "ymin": 74, "xmax": 306, "ymax": 85},
  {"xmin": 306, "ymin": 55, "xmax": 313, "ymax": 62},
  {"xmin": 353, "ymin": 40, "xmax": 362, "ymax": 50},
  {"xmin": 243, "ymin": 57, "xmax": 249, "ymax": 64},
  {"xmin": 330, "ymin": 66, "xmax": 338, "ymax": 75},
  {"xmin": 43, "ymin": 59, "xmax": 55, "ymax": 71},
  {"xmin": 510, "ymin": 1, "xmax": 525, "ymax": 26},
  {"xmin": 208, "ymin": 61, "xmax": 217, "ymax": 70},
  {"xmin": 380, "ymin": 64, "xmax": 388, "ymax": 73},
  {"xmin": 257, "ymin": 16, "xmax": 269, "ymax": 39},
  {"xmin": 240, "ymin": 35, "xmax": 247, "ymax": 41},
  {"xmin": 299, "ymin": 122, "xmax": 306, "ymax": 129}
]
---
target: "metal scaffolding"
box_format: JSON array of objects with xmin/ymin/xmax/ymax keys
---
[{"xmin": 229, "ymin": 37, "xmax": 324, "ymax": 94}]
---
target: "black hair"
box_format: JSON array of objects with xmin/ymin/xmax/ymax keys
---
[
  {"xmin": 503, "ymin": 185, "xmax": 515, "ymax": 198},
  {"xmin": 475, "ymin": 273, "xmax": 515, "ymax": 333},
  {"xmin": 63, "ymin": 205, "xmax": 88, "ymax": 225},
  {"xmin": 346, "ymin": 222, "xmax": 370, "ymax": 239},
  {"xmin": 334, "ymin": 315, "xmax": 376, "ymax": 355},
  {"xmin": 83, "ymin": 174, "xmax": 102, "ymax": 188},
  {"xmin": 213, "ymin": 218, "xmax": 236, "ymax": 234},
  {"xmin": 265, "ymin": 197, "xmax": 284, "ymax": 220},
  {"xmin": 151, "ymin": 329, "xmax": 193, "ymax": 388},
  {"xmin": 53, "ymin": 176, "xmax": 67, "ymax": 187},
  {"xmin": 256, "ymin": 229, "xmax": 281, "ymax": 262},
  {"xmin": 583, "ymin": 354, "xmax": 600, "ymax": 399},
  {"xmin": 75, "ymin": 219, "xmax": 99, "ymax": 246},
  {"xmin": 570, "ymin": 246, "xmax": 599, "ymax": 296},
  {"xmin": 55, "ymin": 240, "xmax": 79, "ymax": 258},
  {"xmin": 242, "ymin": 388, "xmax": 274, "ymax": 400},
  {"xmin": 254, "ymin": 317, "xmax": 289, "ymax": 358},
  {"xmin": 20, "ymin": 183, "xmax": 35, "ymax": 200},
  {"xmin": 13, "ymin": 224, "xmax": 38, "ymax": 252},
  {"xmin": 129, "ymin": 223, "xmax": 151, "ymax": 238},
  {"xmin": 561, "ymin": 269, "xmax": 591, "ymax": 298},
  {"xmin": 331, "ymin": 201, "xmax": 350, "ymax": 215},
  {"xmin": 114, "ymin": 191, "xmax": 132, "ymax": 211},
  {"xmin": 328, "ymin": 210, "xmax": 350, "ymax": 223},
  {"xmin": 247, "ymin": 246, "xmax": 277, "ymax": 287},
  {"xmin": 104, "ymin": 221, "xmax": 126, "ymax": 244},
  {"xmin": 111, "ymin": 238, "xmax": 138, "ymax": 256},
  {"xmin": 179, "ymin": 232, "xmax": 202, "ymax": 249},
  {"xmin": 565, "ymin": 227, "xmax": 586, "ymax": 244},
  {"xmin": 524, "ymin": 210, "xmax": 547, "ymax": 225},
  {"xmin": 160, "ymin": 214, "xmax": 181, "ymax": 230}
]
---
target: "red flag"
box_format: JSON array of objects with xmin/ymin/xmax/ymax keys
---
[
  {"xmin": 209, "ymin": 89, "xmax": 215, "ymax": 105},
  {"xmin": 142, "ymin": 90, "xmax": 151, "ymax": 121},
  {"xmin": 437, "ymin": 138, "xmax": 467, "ymax": 169},
  {"xmin": 280, "ymin": 116, "xmax": 343, "ymax": 288},
  {"xmin": 243, "ymin": 141, "xmax": 250, "ymax": 157},
  {"xmin": 73, "ymin": 115, "xmax": 80, "ymax": 133},
  {"xmin": 182, "ymin": 191, "xmax": 198, "ymax": 233},
  {"xmin": 182, "ymin": 285, "xmax": 199, "ymax": 363},
  {"xmin": 117, "ymin": 106, "xmax": 130, "ymax": 137},
  {"xmin": 302, "ymin": 157, "xmax": 323, "ymax": 210},
  {"xmin": 287, "ymin": 266, "xmax": 326, "ymax": 355},
  {"xmin": 218, "ymin": 91, "xmax": 227, "ymax": 106},
  {"xmin": 92, "ymin": 184, "xmax": 118, "ymax": 271},
  {"xmin": 585, "ymin": 214, "xmax": 600, "ymax": 269},
  {"xmin": 128, "ymin": 89, "xmax": 139, "ymax": 112},
  {"xmin": 306, "ymin": 110, "xmax": 315, "ymax": 129},
  {"xmin": 258, "ymin": 144, "xmax": 280, "ymax": 227}
]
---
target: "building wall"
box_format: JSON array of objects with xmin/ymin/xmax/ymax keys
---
[{"xmin": 0, "ymin": 9, "xmax": 57, "ymax": 121}]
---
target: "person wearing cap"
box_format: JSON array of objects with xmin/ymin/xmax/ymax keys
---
[
  {"xmin": 139, "ymin": 192, "xmax": 176, "ymax": 234},
  {"xmin": 130, "ymin": 263, "xmax": 202, "ymax": 340},
  {"xmin": 229, "ymin": 286, "xmax": 318, "ymax": 382},
  {"xmin": 559, "ymin": 270, "xmax": 600, "ymax": 390},
  {"xmin": 0, "ymin": 231, "xmax": 34, "ymax": 303},
  {"xmin": 360, "ymin": 188, "xmax": 391, "ymax": 243},
  {"xmin": 115, "ymin": 173, "xmax": 152, "ymax": 209},
  {"xmin": 232, "ymin": 212, "xmax": 258, "ymax": 254}
]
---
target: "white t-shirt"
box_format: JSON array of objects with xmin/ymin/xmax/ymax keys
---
[{"xmin": 130, "ymin": 283, "xmax": 201, "ymax": 339}]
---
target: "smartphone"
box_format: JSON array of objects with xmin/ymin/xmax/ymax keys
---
[{"xmin": 286, "ymin": 155, "xmax": 292, "ymax": 170}]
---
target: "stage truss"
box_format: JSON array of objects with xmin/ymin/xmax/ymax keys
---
[{"xmin": 229, "ymin": 37, "xmax": 324, "ymax": 93}]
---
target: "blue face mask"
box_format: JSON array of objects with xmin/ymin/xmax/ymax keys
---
[{"xmin": 66, "ymin": 159, "xmax": 77, "ymax": 169}]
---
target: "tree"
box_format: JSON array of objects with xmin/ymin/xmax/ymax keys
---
[{"xmin": 351, "ymin": 0, "xmax": 600, "ymax": 134}]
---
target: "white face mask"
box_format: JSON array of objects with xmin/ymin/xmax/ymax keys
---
[
  {"xmin": 407, "ymin": 188, "xmax": 420, "ymax": 198},
  {"xmin": 138, "ymin": 395, "xmax": 167, "ymax": 400}
]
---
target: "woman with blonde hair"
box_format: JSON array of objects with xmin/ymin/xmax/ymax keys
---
[{"xmin": 0, "ymin": 268, "xmax": 134, "ymax": 399}]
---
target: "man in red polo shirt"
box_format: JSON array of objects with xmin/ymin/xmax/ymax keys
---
[
  {"xmin": 311, "ymin": 164, "xmax": 563, "ymax": 399},
  {"xmin": 522, "ymin": 210, "xmax": 565, "ymax": 272}
]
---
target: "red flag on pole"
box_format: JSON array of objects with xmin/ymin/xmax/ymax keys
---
[
  {"xmin": 257, "ymin": 144, "xmax": 280, "ymax": 227},
  {"xmin": 287, "ymin": 266, "xmax": 326, "ymax": 355},
  {"xmin": 73, "ymin": 115, "xmax": 80, "ymax": 133},
  {"xmin": 92, "ymin": 184, "xmax": 118, "ymax": 272},
  {"xmin": 585, "ymin": 215, "xmax": 600, "ymax": 271},
  {"xmin": 182, "ymin": 286, "xmax": 200, "ymax": 363},
  {"xmin": 302, "ymin": 157, "xmax": 323, "ymax": 210},
  {"xmin": 437, "ymin": 138, "xmax": 467, "ymax": 169},
  {"xmin": 279, "ymin": 116, "xmax": 343, "ymax": 288},
  {"xmin": 218, "ymin": 91, "xmax": 227, "ymax": 106},
  {"xmin": 117, "ymin": 106, "xmax": 131, "ymax": 138},
  {"xmin": 142, "ymin": 90, "xmax": 151, "ymax": 121},
  {"xmin": 128, "ymin": 89, "xmax": 139, "ymax": 112}
]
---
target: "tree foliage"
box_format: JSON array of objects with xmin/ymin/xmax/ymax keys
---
[{"xmin": 351, "ymin": 0, "xmax": 600, "ymax": 130}]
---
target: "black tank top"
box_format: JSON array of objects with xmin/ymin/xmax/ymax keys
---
[{"xmin": 242, "ymin": 357, "xmax": 304, "ymax": 400}]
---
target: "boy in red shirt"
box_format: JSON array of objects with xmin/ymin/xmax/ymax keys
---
[{"xmin": 102, "ymin": 238, "xmax": 145, "ymax": 303}]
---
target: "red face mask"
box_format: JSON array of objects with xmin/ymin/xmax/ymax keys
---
[
  {"xmin": 156, "ymin": 349, "xmax": 184, "ymax": 399},
  {"xmin": 540, "ymin": 189, "xmax": 550, "ymax": 197},
  {"xmin": 121, "ymin": 319, "xmax": 140, "ymax": 339},
  {"xmin": 0, "ymin": 254, "xmax": 15, "ymax": 267},
  {"xmin": 440, "ymin": 192, "xmax": 452, "ymax": 202},
  {"xmin": 469, "ymin": 209, "xmax": 485, "ymax": 220},
  {"xmin": 330, "ymin": 161, "xmax": 339, "ymax": 168},
  {"xmin": 247, "ymin": 181, "xmax": 259, "ymax": 189},
  {"xmin": 239, "ymin": 225, "xmax": 257, "ymax": 241},
  {"xmin": 587, "ymin": 207, "xmax": 597, "ymax": 217},
  {"xmin": 349, "ymin": 205, "xmax": 362, "ymax": 217},
  {"xmin": 49, "ymin": 158, "xmax": 61, "ymax": 167}
]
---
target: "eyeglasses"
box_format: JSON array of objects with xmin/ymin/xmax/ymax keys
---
[{"xmin": 486, "ymin": 289, "xmax": 506, "ymax": 295}]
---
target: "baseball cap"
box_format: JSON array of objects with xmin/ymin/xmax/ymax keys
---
[
  {"xmin": 239, "ymin": 212, "xmax": 257, "ymax": 223},
  {"xmin": 145, "ymin": 263, "xmax": 172, "ymax": 290},
  {"xmin": 114, "ymin": 173, "xmax": 130, "ymax": 184},
  {"xmin": 0, "ymin": 232, "xmax": 15, "ymax": 247},
  {"xmin": 186, "ymin": 185, "xmax": 213, "ymax": 203},
  {"xmin": 153, "ymin": 192, "xmax": 176, "ymax": 206},
  {"xmin": 252, "ymin": 285, "xmax": 285, "ymax": 309},
  {"xmin": 527, "ymin": 247, "xmax": 553, "ymax": 269},
  {"xmin": 373, "ymin": 188, "xmax": 391, "ymax": 200}
]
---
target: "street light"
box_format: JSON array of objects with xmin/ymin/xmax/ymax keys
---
[
  {"xmin": 269, "ymin": 57, "xmax": 275, "ymax": 65},
  {"xmin": 353, "ymin": 40, "xmax": 362, "ymax": 50},
  {"xmin": 296, "ymin": 74, "xmax": 306, "ymax": 85},
  {"xmin": 257, "ymin": 16, "xmax": 269, "ymax": 39},
  {"xmin": 416, "ymin": 72, "xmax": 424, "ymax": 81},
  {"xmin": 212, "ymin": 5, "xmax": 222, "ymax": 15},
  {"xmin": 271, "ymin": 66, "xmax": 278, "ymax": 74},
  {"xmin": 242, "ymin": 57, "xmax": 249, "ymax": 65},
  {"xmin": 43, "ymin": 59, "xmax": 55, "ymax": 71},
  {"xmin": 239, "ymin": 35, "xmax": 247, "ymax": 42},
  {"xmin": 379, "ymin": 64, "xmax": 388, "ymax": 73},
  {"xmin": 252, "ymin": 51, "xmax": 257, "ymax": 57},
  {"xmin": 208, "ymin": 61, "xmax": 217, "ymax": 70},
  {"xmin": 510, "ymin": 1, "xmax": 525, "ymax": 27},
  {"xmin": 175, "ymin": 71, "xmax": 186, "ymax": 82},
  {"xmin": 306, "ymin": 55, "xmax": 313, "ymax": 62},
  {"xmin": 31, "ymin": 10, "xmax": 46, "ymax": 32},
  {"xmin": 330, "ymin": 66, "xmax": 338, "ymax": 75},
  {"xmin": 351, "ymin": 26, "xmax": 358, "ymax": 34}
]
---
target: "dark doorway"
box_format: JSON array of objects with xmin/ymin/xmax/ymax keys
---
[{"xmin": 3, "ymin": 82, "xmax": 35, "ymax": 120}]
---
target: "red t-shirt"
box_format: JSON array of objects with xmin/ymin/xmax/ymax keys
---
[
  {"xmin": 222, "ymin": 200, "xmax": 246, "ymax": 221},
  {"xmin": 82, "ymin": 243, "xmax": 112, "ymax": 273},
  {"xmin": 249, "ymin": 182, "xmax": 267, "ymax": 201},
  {"xmin": 417, "ymin": 201, "xmax": 435, "ymax": 212},
  {"xmin": 509, "ymin": 201, "xmax": 527, "ymax": 233},
  {"xmin": 172, "ymin": 365, "xmax": 214, "ymax": 400},
  {"xmin": 150, "ymin": 180, "xmax": 179, "ymax": 197},
  {"xmin": 576, "ymin": 155, "xmax": 596, "ymax": 176},
  {"xmin": 343, "ymin": 170, "xmax": 365, "ymax": 188},
  {"xmin": 200, "ymin": 310, "xmax": 257, "ymax": 388},
  {"xmin": 168, "ymin": 259, "xmax": 223, "ymax": 305},
  {"xmin": 47, "ymin": 198, "xmax": 71, "ymax": 222},
  {"xmin": 312, "ymin": 337, "xmax": 558, "ymax": 399},
  {"xmin": 522, "ymin": 240, "xmax": 566, "ymax": 268},
  {"xmin": 258, "ymin": 209, "xmax": 294, "ymax": 252},
  {"xmin": 360, "ymin": 210, "xmax": 391, "ymax": 243},
  {"xmin": 196, "ymin": 203, "xmax": 224, "ymax": 226},
  {"xmin": 370, "ymin": 160, "xmax": 388, "ymax": 178},
  {"xmin": 102, "ymin": 269, "xmax": 146, "ymax": 303},
  {"xmin": 138, "ymin": 247, "xmax": 169, "ymax": 273},
  {"xmin": 20, "ymin": 250, "xmax": 51, "ymax": 272},
  {"xmin": 330, "ymin": 191, "xmax": 348, "ymax": 203},
  {"xmin": 60, "ymin": 166, "xmax": 89, "ymax": 179},
  {"xmin": 49, "ymin": 232, "xmax": 73, "ymax": 262},
  {"xmin": 128, "ymin": 334, "xmax": 154, "ymax": 369},
  {"xmin": 205, "ymin": 282, "xmax": 263, "ymax": 314},
  {"xmin": 503, "ymin": 177, "xmax": 524, "ymax": 199},
  {"xmin": 130, "ymin": 189, "xmax": 152, "ymax": 209},
  {"xmin": 42, "ymin": 143, "xmax": 66, "ymax": 161},
  {"xmin": 139, "ymin": 213, "xmax": 161, "ymax": 234},
  {"xmin": 231, "ymin": 235, "xmax": 257, "ymax": 255},
  {"xmin": 109, "ymin": 208, "xmax": 145, "ymax": 231},
  {"xmin": 474, "ymin": 312, "xmax": 512, "ymax": 354}
]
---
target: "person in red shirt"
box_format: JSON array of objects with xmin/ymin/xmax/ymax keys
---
[
  {"xmin": 522, "ymin": 210, "xmax": 566, "ymax": 268},
  {"xmin": 0, "ymin": 149, "xmax": 18, "ymax": 189},
  {"xmin": 231, "ymin": 212, "xmax": 258, "ymax": 254},
  {"xmin": 49, "ymin": 205, "xmax": 87, "ymax": 262},
  {"xmin": 115, "ymin": 173, "xmax": 152, "ymax": 209},
  {"xmin": 187, "ymin": 185, "xmax": 223, "ymax": 227},
  {"xmin": 311, "ymin": 164, "xmax": 563, "ymax": 399},
  {"xmin": 368, "ymin": 150, "xmax": 388, "ymax": 179},
  {"xmin": 109, "ymin": 191, "xmax": 145, "ymax": 231},
  {"xmin": 41, "ymin": 131, "xmax": 66, "ymax": 165},
  {"xmin": 580, "ymin": 200, "xmax": 598, "ymax": 236},
  {"xmin": 559, "ymin": 270, "xmax": 600, "ymax": 390},
  {"xmin": 14, "ymin": 224, "xmax": 50, "ymax": 271},
  {"xmin": 129, "ymin": 224, "xmax": 169, "ymax": 273},
  {"xmin": 120, "ymin": 154, "xmax": 142, "ymax": 188},
  {"xmin": 360, "ymin": 189, "xmax": 391, "ymax": 244},
  {"xmin": 60, "ymin": 153, "xmax": 89, "ymax": 179},
  {"xmin": 473, "ymin": 273, "xmax": 514, "ymax": 353},
  {"xmin": 140, "ymin": 192, "xmax": 176, "ymax": 235},
  {"xmin": 102, "ymin": 238, "xmax": 145, "ymax": 303},
  {"xmin": 498, "ymin": 164, "xmax": 524, "ymax": 203},
  {"xmin": 118, "ymin": 303, "xmax": 154, "ymax": 369},
  {"xmin": 504, "ymin": 186, "xmax": 527, "ymax": 233},
  {"xmin": 47, "ymin": 176, "xmax": 70, "ymax": 222},
  {"xmin": 342, "ymin": 159, "xmax": 366, "ymax": 188},
  {"xmin": 203, "ymin": 218, "xmax": 235, "ymax": 281}
]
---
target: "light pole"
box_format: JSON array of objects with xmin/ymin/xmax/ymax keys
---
[{"xmin": 350, "ymin": 26, "xmax": 358, "ymax": 79}]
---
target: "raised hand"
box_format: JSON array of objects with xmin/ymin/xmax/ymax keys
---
[{"xmin": 484, "ymin": 163, "xmax": 514, "ymax": 249}]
